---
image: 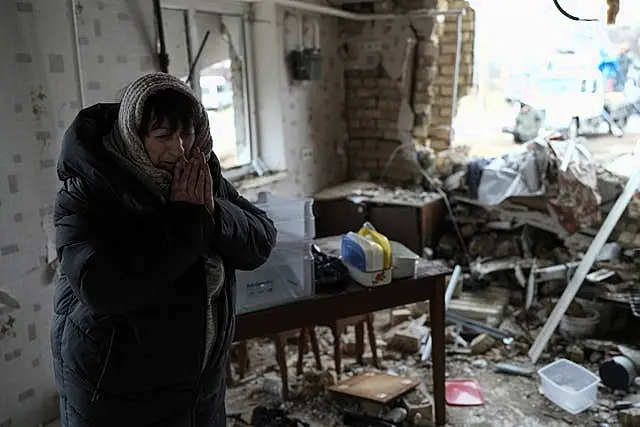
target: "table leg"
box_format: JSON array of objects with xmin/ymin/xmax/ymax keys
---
[
  {"xmin": 331, "ymin": 326, "xmax": 342, "ymax": 379},
  {"xmin": 365, "ymin": 314, "xmax": 379, "ymax": 368},
  {"xmin": 355, "ymin": 322, "xmax": 365, "ymax": 365},
  {"xmin": 308, "ymin": 328, "xmax": 323, "ymax": 370},
  {"xmin": 296, "ymin": 328, "xmax": 307, "ymax": 375},
  {"xmin": 272, "ymin": 334, "xmax": 289, "ymax": 400},
  {"xmin": 238, "ymin": 341, "xmax": 249, "ymax": 379},
  {"xmin": 430, "ymin": 277, "xmax": 446, "ymax": 426}
]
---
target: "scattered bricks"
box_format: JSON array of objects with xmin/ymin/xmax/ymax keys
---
[
  {"xmin": 411, "ymin": 301, "xmax": 429, "ymax": 317},
  {"xmin": 300, "ymin": 370, "xmax": 336, "ymax": 397},
  {"xmin": 566, "ymin": 344, "xmax": 585, "ymax": 363},
  {"xmin": 390, "ymin": 308, "xmax": 412, "ymax": 326},
  {"xmin": 387, "ymin": 329, "xmax": 422, "ymax": 354},
  {"xmin": 618, "ymin": 231, "xmax": 635, "ymax": 247},
  {"xmin": 470, "ymin": 333, "xmax": 497, "ymax": 355},
  {"xmin": 261, "ymin": 372, "xmax": 283, "ymax": 396}
]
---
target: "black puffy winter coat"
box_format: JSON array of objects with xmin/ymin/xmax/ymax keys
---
[{"xmin": 51, "ymin": 103, "xmax": 276, "ymax": 427}]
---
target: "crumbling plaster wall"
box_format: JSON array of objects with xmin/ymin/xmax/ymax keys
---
[
  {"xmin": 249, "ymin": 1, "xmax": 348, "ymax": 198},
  {"xmin": 0, "ymin": 1, "xmax": 156, "ymax": 426},
  {"xmin": 278, "ymin": 8, "xmax": 348, "ymax": 196},
  {"xmin": 342, "ymin": 0, "xmax": 475, "ymax": 182}
]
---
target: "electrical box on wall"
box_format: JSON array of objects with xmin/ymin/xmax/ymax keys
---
[{"xmin": 287, "ymin": 15, "xmax": 323, "ymax": 81}]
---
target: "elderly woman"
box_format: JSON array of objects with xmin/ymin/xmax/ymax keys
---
[{"xmin": 52, "ymin": 72, "xmax": 276, "ymax": 426}]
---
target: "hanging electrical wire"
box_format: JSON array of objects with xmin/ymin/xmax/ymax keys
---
[{"xmin": 551, "ymin": 0, "xmax": 598, "ymax": 21}]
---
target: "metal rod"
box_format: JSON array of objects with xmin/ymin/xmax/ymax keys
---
[
  {"xmin": 422, "ymin": 265, "xmax": 462, "ymax": 361},
  {"xmin": 448, "ymin": 13, "xmax": 463, "ymax": 143},
  {"xmin": 69, "ymin": 0, "xmax": 86, "ymax": 106},
  {"xmin": 270, "ymin": 0, "xmax": 466, "ymax": 21},
  {"xmin": 186, "ymin": 30, "xmax": 211, "ymax": 85},
  {"xmin": 153, "ymin": 0, "xmax": 169, "ymax": 73}
]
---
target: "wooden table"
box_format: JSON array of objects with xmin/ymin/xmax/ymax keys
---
[{"xmin": 234, "ymin": 270, "xmax": 450, "ymax": 426}]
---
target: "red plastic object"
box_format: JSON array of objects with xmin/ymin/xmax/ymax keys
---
[{"xmin": 445, "ymin": 378, "xmax": 485, "ymax": 406}]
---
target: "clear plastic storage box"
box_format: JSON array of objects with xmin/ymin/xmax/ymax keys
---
[
  {"xmin": 538, "ymin": 358, "xmax": 600, "ymax": 414},
  {"xmin": 235, "ymin": 238, "xmax": 314, "ymax": 314},
  {"xmin": 235, "ymin": 193, "xmax": 316, "ymax": 314},
  {"xmin": 255, "ymin": 192, "xmax": 315, "ymax": 242}
]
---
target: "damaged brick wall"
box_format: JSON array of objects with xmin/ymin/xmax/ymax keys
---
[
  {"xmin": 342, "ymin": 0, "xmax": 476, "ymax": 182},
  {"xmin": 345, "ymin": 68, "xmax": 416, "ymax": 181},
  {"xmin": 342, "ymin": 0, "xmax": 437, "ymax": 183},
  {"xmin": 428, "ymin": 0, "xmax": 476, "ymax": 151}
]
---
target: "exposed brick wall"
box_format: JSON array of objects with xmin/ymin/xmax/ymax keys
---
[
  {"xmin": 429, "ymin": 0, "xmax": 476, "ymax": 151},
  {"xmin": 344, "ymin": 68, "xmax": 417, "ymax": 181},
  {"xmin": 342, "ymin": 0, "xmax": 444, "ymax": 183},
  {"xmin": 342, "ymin": 0, "xmax": 476, "ymax": 182}
]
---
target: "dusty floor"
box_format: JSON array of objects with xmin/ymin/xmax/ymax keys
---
[{"xmin": 224, "ymin": 310, "xmax": 626, "ymax": 427}]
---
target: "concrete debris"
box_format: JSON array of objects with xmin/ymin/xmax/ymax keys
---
[
  {"xmin": 386, "ymin": 328, "xmax": 424, "ymax": 354},
  {"xmin": 389, "ymin": 308, "xmax": 412, "ymax": 326},
  {"xmin": 619, "ymin": 408, "xmax": 640, "ymax": 427},
  {"xmin": 224, "ymin": 138, "xmax": 640, "ymax": 426},
  {"xmin": 299, "ymin": 370, "xmax": 336, "ymax": 397},
  {"xmin": 406, "ymin": 398, "xmax": 434, "ymax": 426},
  {"xmin": 469, "ymin": 333, "xmax": 497, "ymax": 355},
  {"xmin": 566, "ymin": 344, "xmax": 586, "ymax": 364}
]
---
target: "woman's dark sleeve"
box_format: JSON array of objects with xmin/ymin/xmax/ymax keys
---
[
  {"xmin": 55, "ymin": 177, "xmax": 213, "ymax": 315},
  {"xmin": 210, "ymin": 177, "xmax": 277, "ymax": 271}
]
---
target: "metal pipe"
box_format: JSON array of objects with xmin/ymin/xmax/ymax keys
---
[
  {"xmin": 153, "ymin": 0, "xmax": 170, "ymax": 73},
  {"xmin": 69, "ymin": 0, "xmax": 86, "ymax": 106},
  {"xmin": 242, "ymin": 15, "xmax": 262, "ymax": 176},
  {"xmin": 186, "ymin": 30, "xmax": 211, "ymax": 84},
  {"xmin": 421, "ymin": 265, "xmax": 462, "ymax": 361},
  {"xmin": 448, "ymin": 13, "xmax": 463, "ymax": 143},
  {"xmin": 271, "ymin": 0, "xmax": 466, "ymax": 21}
]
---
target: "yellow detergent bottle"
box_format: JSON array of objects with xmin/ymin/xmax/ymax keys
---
[{"xmin": 358, "ymin": 222, "xmax": 392, "ymax": 270}]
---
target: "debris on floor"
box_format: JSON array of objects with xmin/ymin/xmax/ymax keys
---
[{"xmin": 226, "ymin": 137, "xmax": 640, "ymax": 426}]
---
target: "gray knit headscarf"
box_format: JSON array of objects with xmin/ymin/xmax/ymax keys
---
[{"xmin": 104, "ymin": 72, "xmax": 213, "ymax": 198}]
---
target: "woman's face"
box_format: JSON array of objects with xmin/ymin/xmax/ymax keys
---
[{"xmin": 142, "ymin": 119, "xmax": 196, "ymax": 173}]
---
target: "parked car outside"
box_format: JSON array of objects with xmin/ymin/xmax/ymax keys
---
[{"xmin": 201, "ymin": 75, "xmax": 233, "ymax": 111}]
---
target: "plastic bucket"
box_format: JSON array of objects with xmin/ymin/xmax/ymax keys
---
[{"xmin": 559, "ymin": 309, "xmax": 600, "ymax": 338}]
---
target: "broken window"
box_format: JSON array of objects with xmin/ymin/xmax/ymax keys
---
[{"xmin": 161, "ymin": 7, "xmax": 253, "ymax": 171}]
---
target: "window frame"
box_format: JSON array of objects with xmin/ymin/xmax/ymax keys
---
[{"xmin": 161, "ymin": 2, "xmax": 262, "ymax": 180}]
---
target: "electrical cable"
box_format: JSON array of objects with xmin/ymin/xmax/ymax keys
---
[
  {"xmin": 378, "ymin": 143, "xmax": 472, "ymax": 264},
  {"xmin": 551, "ymin": 0, "xmax": 597, "ymax": 21}
]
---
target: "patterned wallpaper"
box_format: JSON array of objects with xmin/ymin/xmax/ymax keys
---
[
  {"xmin": 0, "ymin": 1, "xmax": 347, "ymax": 424},
  {"xmin": 0, "ymin": 1, "xmax": 156, "ymax": 425},
  {"xmin": 274, "ymin": 7, "xmax": 348, "ymax": 197}
]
